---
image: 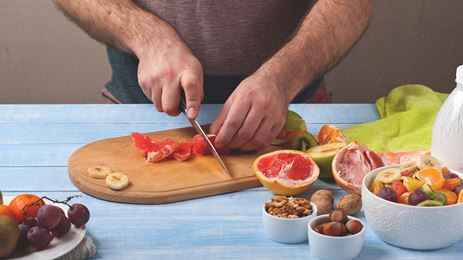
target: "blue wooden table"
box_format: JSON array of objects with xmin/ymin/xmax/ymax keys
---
[{"xmin": 1, "ymin": 104, "xmax": 462, "ymax": 259}]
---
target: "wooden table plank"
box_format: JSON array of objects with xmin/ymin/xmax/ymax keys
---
[
  {"xmin": 0, "ymin": 104, "xmax": 379, "ymax": 124},
  {"xmin": 0, "ymin": 123, "xmax": 357, "ymax": 144},
  {"xmin": 0, "ymin": 190, "xmax": 461, "ymax": 260}
]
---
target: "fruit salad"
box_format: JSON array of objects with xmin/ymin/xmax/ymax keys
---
[{"xmin": 369, "ymin": 155, "xmax": 463, "ymax": 206}]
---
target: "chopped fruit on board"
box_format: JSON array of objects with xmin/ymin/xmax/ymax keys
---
[
  {"xmin": 131, "ymin": 132, "xmax": 228, "ymax": 163},
  {"xmin": 369, "ymin": 155, "xmax": 463, "ymax": 206}
]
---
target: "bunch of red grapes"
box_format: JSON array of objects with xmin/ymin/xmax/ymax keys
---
[{"xmin": 18, "ymin": 203, "xmax": 89, "ymax": 250}]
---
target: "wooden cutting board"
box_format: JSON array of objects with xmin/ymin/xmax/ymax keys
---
[{"xmin": 68, "ymin": 126, "xmax": 276, "ymax": 204}]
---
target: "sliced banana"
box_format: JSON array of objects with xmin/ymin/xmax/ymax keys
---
[
  {"xmin": 88, "ymin": 166, "xmax": 112, "ymax": 179},
  {"xmin": 416, "ymin": 155, "xmax": 442, "ymax": 171},
  {"xmin": 375, "ymin": 168, "xmax": 401, "ymax": 184},
  {"xmin": 106, "ymin": 173, "xmax": 129, "ymax": 190},
  {"xmin": 399, "ymin": 162, "xmax": 419, "ymax": 176}
]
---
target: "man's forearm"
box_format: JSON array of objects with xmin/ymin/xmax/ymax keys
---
[
  {"xmin": 254, "ymin": 0, "xmax": 373, "ymax": 102},
  {"xmin": 54, "ymin": 0, "xmax": 181, "ymax": 57}
]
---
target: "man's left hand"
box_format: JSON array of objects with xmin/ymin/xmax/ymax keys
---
[{"xmin": 210, "ymin": 75, "xmax": 288, "ymax": 151}]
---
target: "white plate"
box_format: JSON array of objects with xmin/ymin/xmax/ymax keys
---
[{"xmin": 4, "ymin": 196, "xmax": 86, "ymax": 260}]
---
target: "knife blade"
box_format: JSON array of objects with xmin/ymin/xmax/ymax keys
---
[{"xmin": 178, "ymin": 93, "xmax": 231, "ymax": 177}]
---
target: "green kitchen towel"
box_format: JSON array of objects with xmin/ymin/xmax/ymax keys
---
[{"xmin": 343, "ymin": 84, "xmax": 448, "ymax": 152}]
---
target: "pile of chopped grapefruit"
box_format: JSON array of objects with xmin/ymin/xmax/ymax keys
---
[{"xmin": 131, "ymin": 132, "xmax": 228, "ymax": 163}]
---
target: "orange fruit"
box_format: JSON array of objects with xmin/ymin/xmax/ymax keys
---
[
  {"xmin": 9, "ymin": 194, "xmax": 45, "ymax": 224},
  {"xmin": 458, "ymin": 190, "xmax": 463, "ymax": 203},
  {"xmin": 417, "ymin": 167, "xmax": 444, "ymax": 190},
  {"xmin": 0, "ymin": 205, "xmax": 16, "ymax": 220},
  {"xmin": 434, "ymin": 188, "xmax": 458, "ymax": 205},
  {"xmin": 332, "ymin": 141, "xmax": 384, "ymax": 194},
  {"xmin": 317, "ymin": 124, "xmax": 348, "ymax": 145},
  {"xmin": 253, "ymin": 150, "xmax": 319, "ymax": 195},
  {"xmin": 443, "ymin": 178, "xmax": 462, "ymax": 191}
]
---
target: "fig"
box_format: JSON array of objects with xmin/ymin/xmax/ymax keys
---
[
  {"xmin": 378, "ymin": 187, "xmax": 397, "ymax": 202},
  {"xmin": 408, "ymin": 190, "xmax": 428, "ymax": 205},
  {"xmin": 0, "ymin": 215, "xmax": 20, "ymax": 258}
]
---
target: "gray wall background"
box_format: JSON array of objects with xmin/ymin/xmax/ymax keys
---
[{"xmin": 1, "ymin": 0, "xmax": 462, "ymax": 104}]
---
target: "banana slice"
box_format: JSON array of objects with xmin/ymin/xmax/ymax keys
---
[
  {"xmin": 375, "ymin": 168, "xmax": 401, "ymax": 184},
  {"xmin": 88, "ymin": 166, "xmax": 112, "ymax": 179},
  {"xmin": 416, "ymin": 155, "xmax": 442, "ymax": 171},
  {"xmin": 106, "ymin": 173, "xmax": 129, "ymax": 190},
  {"xmin": 399, "ymin": 162, "xmax": 419, "ymax": 177}
]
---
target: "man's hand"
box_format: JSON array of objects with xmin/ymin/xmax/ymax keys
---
[
  {"xmin": 53, "ymin": 0, "xmax": 204, "ymax": 119},
  {"xmin": 210, "ymin": 75, "xmax": 288, "ymax": 151},
  {"xmin": 136, "ymin": 38, "xmax": 203, "ymax": 118}
]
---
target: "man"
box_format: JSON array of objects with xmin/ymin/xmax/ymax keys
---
[{"xmin": 54, "ymin": 0, "xmax": 372, "ymax": 151}]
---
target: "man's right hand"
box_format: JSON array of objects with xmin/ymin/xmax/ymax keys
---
[{"xmin": 136, "ymin": 37, "xmax": 204, "ymax": 119}]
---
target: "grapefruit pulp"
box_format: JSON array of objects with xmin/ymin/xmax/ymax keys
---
[{"xmin": 253, "ymin": 150, "xmax": 319, "ymax": 195}]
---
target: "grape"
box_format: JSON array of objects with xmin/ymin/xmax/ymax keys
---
[
  {"xmin": 443, "ymin": 173, "xmax": 459, "ymax": 179},
  {"xmin": 52, "ymin": 214, "xmax": 71, "ymax": 237},
  {"xmin": 68, "ymin": 204, "xmax": 90, "ymax": 227},
  {"xmin": 409, "ymin": 190, "xmax": 428, "ymax": 205},
  {"xmin": 27, "ymin": 226, "xmax": 53, "ymax": 250},
  {"xmin": 378, "ymin": 187, "xmax": 397, "ymax": 202},
  {"xmin": 454, "ymin": 184, "xmax": 463, "ymax": 194},
  {"xmin": 37, "ymin": 205, "xmax": 65, "ymax": 230},
  {"xmin": 17, "ymin": 224, "xmax": 31, "ymax": 250},
  {"xmin": 24, "ymin": 217, "xmax": 37, "ymax": 227}
]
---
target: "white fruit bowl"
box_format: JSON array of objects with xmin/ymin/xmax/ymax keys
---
[
  {"xmin": 262, "ymin": 202, "xmax": 317, "ymax": 243},
  {"xmin": 362, "ymin": 165, "xmax": 463, "ymax": 250}
]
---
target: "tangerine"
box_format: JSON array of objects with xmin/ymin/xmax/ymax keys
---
[
  {"xmin": 9, "ymin": 194, "xmax": 44, "ymax": 224},
  {"xmin": 417, "ymin": 167, "xmax": 444, "ymax": 190},
  {"xmin": 317, "ymin": 124, "xmax": 348, "ymax": 145},
  {"xmin": 434, "ymin": 188, "xmax": 458, "ymax": 205}
]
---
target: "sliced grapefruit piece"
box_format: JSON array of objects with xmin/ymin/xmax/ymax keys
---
[
  {"xmin": 332, "ymin": 141, "xmax": 384, "ymax": 194},
  {"xmin": 377, "ymin": 150, "xmax": 430, "ymax": 165},
  {"xmin": 253, "ymin": 150, "xmax": 319, "ymax": 196},
  {"xmin": 173, "ymin": 142, "xmax": 192, "ymax": 161}
]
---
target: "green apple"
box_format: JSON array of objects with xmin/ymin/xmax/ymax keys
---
[
  {"xmin": 307, "ymin": 143, "xmax": 346, "ymax": 180},
  {"xmin": 0, "ymin": 215, "xmax": 20, "ymax": 258}
]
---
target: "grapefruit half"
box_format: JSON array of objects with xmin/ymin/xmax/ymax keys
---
[
  {"xmin": 332, "ymin": 141, "xmax": 384, "ymax": 194},
  {"xmin": 253, "ymin": 150, "xmax": 319, "ymax": 195}
]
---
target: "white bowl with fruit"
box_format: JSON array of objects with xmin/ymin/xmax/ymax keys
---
[{"xmin": 362, "ymin": 155, "xmax": 463, "ymax": 250}]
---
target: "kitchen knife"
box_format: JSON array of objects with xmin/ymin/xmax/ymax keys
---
[{"xmin": 179, "ymin": 93, "xmax": 231, "ymax": 177}]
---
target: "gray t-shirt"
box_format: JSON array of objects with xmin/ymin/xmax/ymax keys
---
[{"xmin": 104, "ymin": 1, "xmax": 322, "ymax": 104}]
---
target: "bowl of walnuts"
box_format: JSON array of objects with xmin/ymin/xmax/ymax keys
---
[{"xmin": 262, "ymin": 195, "xmax": 317, "ymax": 243}]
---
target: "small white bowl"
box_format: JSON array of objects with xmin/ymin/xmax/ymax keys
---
[
  {"xmin": 362, "ymin": 165, "xmax": 463, "ymax": 250},
  {"xmin": 262, "ymin": 202, "xmax": 317, "ymax": 243},
  {"xmin": 308, "ymin": 214, "xmax": 365, "ymax": 260}
]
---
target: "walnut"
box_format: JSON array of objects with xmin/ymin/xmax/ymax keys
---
[
  {"xmin": 265, "ymin": 195, "xmax": 313, "ymax": 218},
  {"xmin": 336, "ymin": 194, "xmax": 362, "ymax": 216}
]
